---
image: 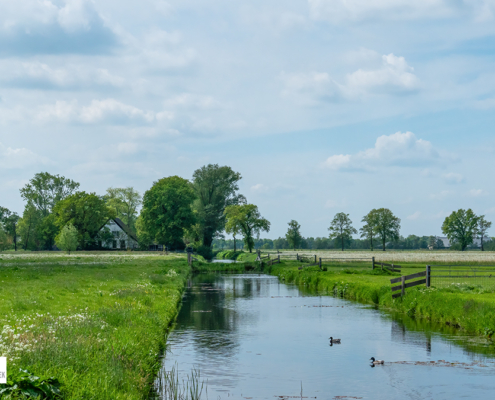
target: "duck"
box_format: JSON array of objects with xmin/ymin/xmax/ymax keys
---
[
  {"xmin": 370, "ymin": 357, "xmax": 384, "ymax": 364},
  {"xmin": 329, "ymin": 337, "xmax": 341, "ymax": 344}
]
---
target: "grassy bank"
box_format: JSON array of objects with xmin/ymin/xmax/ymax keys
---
[
  {"xmin": 0, "ymin": 254, "xmax": 190, "ymax": 399},
  {"xmin": 270, "ymin": 262, "xmax": 495, "ymax": 338},
  {"xmin": 192, "ymin": 260, "xmax": 261, "ymax": 273}
]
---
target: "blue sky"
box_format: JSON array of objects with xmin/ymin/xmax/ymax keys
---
[{"xmin": 1, "ymin": 0, "xmax": 495, "ymax": 238}]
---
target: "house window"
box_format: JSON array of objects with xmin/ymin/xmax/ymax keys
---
[
  {"xmin": 120, "ymin": 240, "xmax": 126, "ymax": 249},
  {"xmin": 113, "ymin": 240, "xmax": 117, "ymax": 249}
]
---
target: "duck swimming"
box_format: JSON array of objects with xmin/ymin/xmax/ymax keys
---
[
  {"xmin": 329, "ymin": 337, "xmax": 341, "ymax": 344},
  {"xmin": 370, "ymin": 357, "xmax": 384, "ymax": 364}
]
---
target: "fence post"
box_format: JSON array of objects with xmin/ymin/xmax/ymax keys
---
[
  {"xmin": 319, "ymin": 258, "xmax": 322, "ymax": 270},
  {"xmin": 401, "ymin": 276, "xmax": 405, "ymax": 297},
  {"xmin": 426, "ymin": 265, "xmax": 431, "ymax": 288},
  {"xmin": 297, "ymin": 253, "xmax": 299, "ymax": 261},
  {"xmin": 314, "ymin": 255, "xmax": 317, "ymax": 264},
  {"xmin": 372, "ymin": 257, "xmax": 375, "ymax": 270},
  {"xmin": 278, "ymin": 254, "xmax": 280, "ymax": 263}
]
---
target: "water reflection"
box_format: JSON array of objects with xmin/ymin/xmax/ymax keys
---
[{"xmin": 158, "ymin": 274, "xmax": 495, "ymax": 400}]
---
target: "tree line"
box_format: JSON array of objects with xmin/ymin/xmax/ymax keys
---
[
  {"xmin": 0, "ymin": 165, "xmax": 270, "ymax": 258},
  {"xmin": 1, "ymin": 168, "xmax": 491, "ymax": 254}
]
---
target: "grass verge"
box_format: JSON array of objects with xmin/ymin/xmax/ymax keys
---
[
  {"xmin": 0, "ymin": 255, "xmax": 190, "ymax": 399},
  {"xmin": 270, "ymin": 262, "xmax": 495, "ymax": 338}
]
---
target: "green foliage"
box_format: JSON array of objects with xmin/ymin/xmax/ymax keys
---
[
  {"xmin": 55, "ymin": 224, "xmax": 79, "ymax": 254},
  {"xmin": 192, "ymin": 164, "xmax": 245, "ymax": 248},
  {"xmin": 53, "ymin": 192, "xmax": 115, "ymax": 250},
  {"xmin": 361, "ymin": 208, "xmax": 400, "ymax": 251},
  {"xmin": 328, "ymin": 212, "xmax": 357, "ymax": 251},
  {"xmin": 0, "ymin": 225, "xmax": 12, "ymax": 251},
  {"xmin": 0, "ymin": 207, "xmax": 20, "ymax": 251},
  {"xmin": 285, "ymin": 220, "xmax": 302, "ymax": 250},
  {"xmin": 105, "ymin": 187, "xmax": 141, "ymax": 232},
  {"xmin": 216, "ymin": 250, "xmax": 244, "ymax": 260},
  {"xmin": 0, "ymin": 369, "xmax": 62, "ymax": 399},
  {"xmin": 141, "ymin": 176, "xmax": 196, "ymax": 250},
  {"xmin": 195, "ymin": 245, "xmax": 214, "ymax": 261},
  {"xmin": 224, "ymin": 204, "xmax": 270, "ymax": 253},
  {"xmin": 477, "ymin": 215, "xmax": 492, "ymax": 251},
  {"xmin": 19, "ymin": 172, "xmax": 80, "ymax": 217},
  {"xmin": 442, "ymin": 209, "xmax": 479, "ymax": 251}
]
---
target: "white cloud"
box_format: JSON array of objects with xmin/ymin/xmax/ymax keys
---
[
  {"xmin": 442, "ymin": 172, "xmax": 464, "ymax": 184},
  {"xmin": 469, "ymin": 188, "xmax": 484, "ymax": 197},
  {"xmin": 407, "ymin": 211, "xmax": 421, "ymax": 220},
  {"xmin": 281, "ymin": 53, "xmax": 419, "ymax": 104},
  {"xmin": 307, "ymin": 0, "xmax": 474, "ymax": 23},
  {"xmin": 164, "ymin": 93, "xmax": 222, "ymax": 110},
  {"xmin": 430, "ymin": 190, "xmax": 452, "ymax": 200},
  {"xmin": 323, "ymin": 131, "xmax": 440, "ymax": 171},
  {"xmin": 0, "ymin": 61, "xmax": 125, "ymax": 90},
  {"xmin": 0, "ymin": 0, "xmax": 117, "ymax": 55},
  {"xmin": 0, "ymin": 142, "xmax": 47, "ymax": 169},
  {"xmin": 36, "ymin": 99, "xmax": 156, "ymax": 125}
]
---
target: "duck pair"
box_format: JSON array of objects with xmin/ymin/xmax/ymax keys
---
[{"xmin": 370, "ymin": 357, "xmax": 384, "ymax": 364}]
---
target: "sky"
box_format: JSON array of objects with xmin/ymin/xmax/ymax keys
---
[{"xmin": 1, "ymin": 0, "xmax": 495, "ymax": 239}]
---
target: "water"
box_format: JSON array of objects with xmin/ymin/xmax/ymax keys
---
[
  {"xmin": 211, "ymin": 259, "xmax": 236, "ymax": 263},
  {"xmin": 158, "ymin": 274, "xmax": 495, "ymax": 399}
]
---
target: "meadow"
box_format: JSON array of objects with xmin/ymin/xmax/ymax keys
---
[{"xmin": 0, "ymin": 253, "xmax": 189, "ymax": 399}]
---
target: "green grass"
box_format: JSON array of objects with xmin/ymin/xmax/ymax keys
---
[
  {"xmin": 0, "ymin": 254, "xmax": 190, "ymax": 399},
  {"xmin": 191, "ymin": 260, "xmax": 261, "ymax": 273},
  {"xmin": 270, "ymin": 261, "xmax": 495, "ymax": 338}
]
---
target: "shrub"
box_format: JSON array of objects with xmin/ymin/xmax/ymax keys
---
[{"xmin": 196, "ymin": 245, "xmax": 213, "ymax": 261}]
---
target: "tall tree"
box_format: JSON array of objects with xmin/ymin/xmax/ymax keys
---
[
  {"xmin": 374, "ymin": 208, "xmax": 401, "ymax": 251},
  {"xmin": 54, "ymin": 192, "xmax": 115, "ymax": 249},
  {"xmin": 192, "ymin": 164, "xmax": 245, "ymax": 248},
  {"xmin": 477, "ymin": 216, "xmax": 492, "ymax": 251},
  {"xmin": 140, "ymin": 176, "xmax": 196, "ymax": 250},
  {"xmin": 224, "ymin": 207, "xmax": 243, "ymax": 252},
  {"xmin": 105, "ymin": 187, "xmax": 141, "ymax": 232},
  {"xmin": 360, "ymin": 210, "xmax": 378, "ymax": 251},
  {"xmin": 20, "ymin": 172, "xmax": 80, "ymax": 217},
  {"xmin": 0, "ymin": 207, "xmax": 20, "ymax": 251},
  {"xmin": 286, "ymin": 220, "xmax": 302, "ymax": 250},
  {"xmin": 442, "ymin": 209, "xmax": 479, "ymax": 251},
  {"xmin": 328, "ymin": 212, "xmax": 357, "ymax": 251},
  {"xmin": 17, "ymin": 204, "xmax": 41, "ymax": 250},
  {"xmin": 224, "ymin": 204, "xmax": 270, "ymax": 253}
]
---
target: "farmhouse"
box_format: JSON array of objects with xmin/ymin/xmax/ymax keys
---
[{"xmin": 100, "ymin": 218, "xmax": 138, "ymax": 250}]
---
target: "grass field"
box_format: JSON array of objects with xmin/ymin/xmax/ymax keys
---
[{"xmin": 0, "ymin": 253, "xmax": 189, "ymax": 399}]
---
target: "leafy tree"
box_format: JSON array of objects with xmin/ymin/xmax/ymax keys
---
[
  {"xmin": 55, "ymin": 224, "xmax": 79, "ymax": 254},
  {"xmin": 224, "ymin": 206, "xmax": 243, "ymax": 252},
  {"xmin": 360, "ymin": 210, "xmax": 379, "ymax": 251},
  {"xmin": 442, "ymin": 209, "xmax": 479, "ymax": 251},
  {"xmin": 53, "ymin": 192, "xmax": 115, "ymax": 249},
  {"xmin": 0, "ymin": 226, "xmax": 10, "ymax": 251},
  {"xmin": 428, "ymin": 235, "xmax": 436, "ymax": 249},
  {"xmin": 140, "ymin": 176, "xmax": 196, "ymax": 250},
  {"xmin": 20, "ymin": 172, "xmax": 79, "ymax": 217},
  {"xmin": 477, "ymin": 215, "xmax": 492, "ymax": 251},
  {"xmin": 105, "ymin": 187, "xmax": 141, "ymax": 232},
  {"xmin": 328, "ymin": 212, "xmax": 357, "ymax": 251},
  {"xmin": 373, "ymin": 208, "xmax": 401, "ymax": 251},
  {"xmin": 286, "ymin": 220, "xmax": 302, "ymax": 250},
  {"xmin": 17, "ymin": 205, "xmax": 42, "ymax": 250},
  {"xmin": 224, "ymin": 204, "xmax": 270, "ymax": 253},
  {"xmin": 0, "ymin": 207, "xmax": 20, "ymax": 251},
  {"xmin": 192, "ymin": 164, "xmax": 245, "ymax": 248}
]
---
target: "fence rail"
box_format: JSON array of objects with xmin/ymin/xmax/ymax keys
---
[
  {"xmin": 390, "ymin": 269, "xmax": 428, "ymax": 298},
  {"xmin": 429, "ymin": 265, "xmax": 495, "ymax": 288}
]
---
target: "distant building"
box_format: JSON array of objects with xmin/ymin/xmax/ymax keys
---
[{"xmin": 100, "ymin": 218, "xmax": 138, "ymax": 250}]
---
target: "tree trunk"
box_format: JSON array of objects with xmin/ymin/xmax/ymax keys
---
[
  {"xmin": 233, "ymin": 236, "xmax": 236, "ymax": 252},
  {"xmin": 382, "ymin": 236, "xmax": 385, "ymax": 251},
  {"xmin": 341, "ymin": 235, "xmax": 344, "ymax": 251},
  {"xmin": 481, "ymin": 236, "xmax": 484, "ymax": 251}
]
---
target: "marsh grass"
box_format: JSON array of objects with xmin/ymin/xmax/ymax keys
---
[
  {"xmin": 153, "ymin": 364, "xmax": 205, "ymax": 400},
  {"xmin": 0, "ymin": 255, "xmax": 190, "ymax": 399}
]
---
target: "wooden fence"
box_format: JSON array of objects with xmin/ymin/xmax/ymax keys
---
[
  {"xmin": 374, "ymin": 260, "xmax": 401, "ymax": 273},
  {"xmin": 390, "ymin": 266, "xmax": 430, "ymax": 298},
  {"xmin": 265, "ymin": 255, "xmax": 281, "ymax": 266},
  {"xmin": 187, "ymin": 252, "xmax": 199, "ymax": 266}
]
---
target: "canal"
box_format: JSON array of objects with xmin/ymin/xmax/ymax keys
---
[{"xmin": 157, "ymin": 273, "xmax": 495, "ymax": 399}]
